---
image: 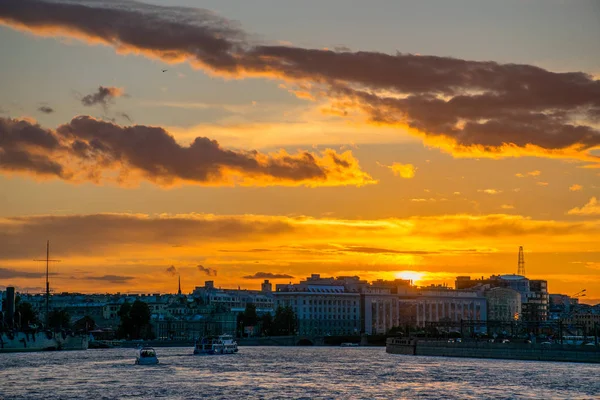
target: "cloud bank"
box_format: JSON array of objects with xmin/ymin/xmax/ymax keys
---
[
  {"xmin": 1, "ymin": 0, "xmax": 599, "ymax": 162},
  {"xmin": 0, "ymin": 212, "xmax": 598, "ymax": 260},
  {"xmin": 0, "ymin": 116, "xmax": 373, "ymax": 187}
]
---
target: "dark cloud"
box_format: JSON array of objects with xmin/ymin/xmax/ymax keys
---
[
  {"xmin": 38, "ymin": 106, "xmax": 54, "ymax": 114},
  {"xmin": 0, "ymin": 267, "xmax": 47, "ymax": 279},
  {"xmin": 86, "ymin": 274, "xmax": 134, "ymax": 283},
  {"xmin": 197, "ymin": 264, "xmax": 217, "ymax": 276},
  {"xmin": 242, "ymin": 272, "xmax": 294, "ymax": 279},
  {"xmin": 0, "ymin": 116, "xmax": 372, "ymax": 186},
  {"xmin": 0, "ymin": 285, "xmax": 45, "ymax": 292},
  {"xmin": 1, "ymin": 0, "xmax": 598, "ymax": 160},
  {"xmin": 81, "ymin": 86, "xmax": 124, "ymax": 107},
  {"xmin": 0, "ymin": 117, "xmax": 67, "ymax": 177},
  {"xmin": 165, "ymin": 265, "xmax": 177, "ymax": 276}
]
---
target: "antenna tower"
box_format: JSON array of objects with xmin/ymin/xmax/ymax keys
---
[
  {"xmin": 34, "ymin": 240, "xmax": 60, "ymax": 327},
  {"xmin": 517, "ymin": 246, "xmax": 525, "ymax": 276}
]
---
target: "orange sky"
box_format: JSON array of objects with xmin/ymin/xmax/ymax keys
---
[{"xmin": 0, "ymin": 0, "xmax": 599, "ymax": 304}]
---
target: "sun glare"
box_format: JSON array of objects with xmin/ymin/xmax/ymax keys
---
[{"xmin": 395, "ymin": 270, "xmax": 425, "ymax": 283}]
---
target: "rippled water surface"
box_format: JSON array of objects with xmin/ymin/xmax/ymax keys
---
[{"xmin": 1, "ymin": 347, "xmax": 599, "ymax": 399}]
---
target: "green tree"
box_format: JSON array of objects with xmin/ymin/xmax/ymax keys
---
[
  {"xmin": 129, "ymin": 300, "xmax": 152, "ymax": 339},
  {"xmin": 273, "ymin": 306, "xmax": 297, "ymax": 336},
  {"xmin": 117, "ymin": 302, "xmax": 133, "ymax": 339},
  {"xmin": 243, "ymin": 303, "xmax": 258, "ymax": 327},
  {"xmin": 260, "ymin": 313, "xmax": 273, "ymax": 336},
  {"xmin": 16, "ymin": 301, "xmax": 38, "ymax": 328},
  {"xmin": 117, "ymin": 301, "xmax": 153, "ymax": 340},
  {"xmin": 48, "ymin": 309, "xmax": 71, "ymax": 330},
  {"xmin": 236, "ymin": 312, "xmax": 244, "ymax": 338}
]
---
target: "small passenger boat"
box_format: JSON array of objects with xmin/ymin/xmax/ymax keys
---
[
  {"xmin": 193, "ymin": 334, "xmax": 238, "ymax": 355},
  {"xmin": 135, "ymin": 347, "xmax": 159, "ymax": 365}
]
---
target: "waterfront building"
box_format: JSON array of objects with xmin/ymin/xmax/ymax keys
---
[
  {"xmin": 413, "ymin": 286, "xmax": 487, "ymax": 329},
  {"xmin": 192, "ymin": 280, "xmax": 274, "ymax": 314},
  {"xmin": 484, "ymin": 287, "xmax": 521, "ymax": 322},
  {"xmin": 455, "ymin": 275, "xmax": 548, "ymax": 322},
  {"xmin": 151, "ymin": 305, "xmax": 237, "ymax": 340},
  {"xmin": 274, "ymin": 274, "xmax": 362, "ymax": 336},
  {"xmin": 363, "ymin": 281, "xmax": 401, "ymax": 335}
]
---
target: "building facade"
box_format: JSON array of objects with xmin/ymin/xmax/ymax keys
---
[
  {"xmin": 484, "ymin": 287, "xmax": 521, "ymax": 322},
  {"xmin": 274, "ymin": 275, "xmax": 362, "ymax": 335},
  {"xmin": 413, "ymin": 287, "xmax": 487, "ymax": 329}
]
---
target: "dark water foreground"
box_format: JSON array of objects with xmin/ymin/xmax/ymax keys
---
[{"xmin": 1, "ymin": 347, "xmax": 599, "ymax": 399}]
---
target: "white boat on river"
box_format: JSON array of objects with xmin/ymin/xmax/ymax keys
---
[
  {"xmin": 193, "ymin": 334, "xmax": 238, "ymax": 355},
  {"xmin": 135, "ymin": 347, "xmax": 159, "ymax": 365}
]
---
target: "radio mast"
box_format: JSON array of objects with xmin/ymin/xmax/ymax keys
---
[{"xmin": 34, "ymin": 240, "xmax": 60, "ymax": 327}]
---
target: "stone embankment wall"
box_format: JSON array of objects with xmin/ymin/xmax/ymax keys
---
[{"xmin": 386, "ymin": 340, "xmax": 600, "ymax": 363}]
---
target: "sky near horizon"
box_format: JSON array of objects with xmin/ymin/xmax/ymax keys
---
[{"xmin": 0, "ymin": 0, "xmax": 599, "ymax": 303}]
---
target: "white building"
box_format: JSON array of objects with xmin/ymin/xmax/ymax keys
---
[
  {"xmin": 413, "ymin": 287, "xmax": 487, "ymax": 328},
  {"xmin": 274, "ymin": 275, "xmax": 361, "ymax": 335}
]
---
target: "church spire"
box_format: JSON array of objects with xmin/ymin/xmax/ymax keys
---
[{"xmin": 178, "ymin": 274, "xmax": 182, "ymax": 295}]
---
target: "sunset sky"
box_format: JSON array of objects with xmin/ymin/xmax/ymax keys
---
[{"xmin": 1, "ymin": 0, "xmax": 599, "ymax": 303}]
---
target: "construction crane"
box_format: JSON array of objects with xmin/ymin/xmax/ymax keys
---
[{"xmin": 517, "ymin": 246, "xmax": 525, "ymax": 276}]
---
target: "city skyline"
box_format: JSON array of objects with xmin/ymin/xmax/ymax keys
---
[{"xmin": 1, "ymin": 0, "xmax": 599, "ymax": 303}]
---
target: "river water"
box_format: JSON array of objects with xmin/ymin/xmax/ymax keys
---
[{"xmin": 0, "ymin": 347, "xmax": 598, "ymax": 399}]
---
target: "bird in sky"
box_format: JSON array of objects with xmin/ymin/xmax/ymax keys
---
[{"xmin": 162, "ymin": 69, "xmax": 168, "ymax": 72}]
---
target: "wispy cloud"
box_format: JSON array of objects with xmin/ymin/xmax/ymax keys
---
[
  {"xmin": 38, "ymin": 105, "xmax": 54, "ymax": 114},
  {"xmin": 569, "ymin": 184, "xmax": 583, "ymax": 192},
  {"xmin": 0, "ymin": 267, "xmax": 48, "ymax": 279},
  {"xmin": 197, "ymin": 264, "xmax": 217, "ymax": 276},
  {"xmin": 81, "ymin": 86, "xmax": 124, "ymax": 108},
  {"xmin": 567, "ymin": 197, "xmax": 600, "ymax": 216},
  {"xmin": 381, "ymin": 162, "xmax": 416, "ymax": 179},
  {"xmin": 516, "ymin": 170, "xmax": 541, "ymax": 178},
  {"xmin": 243, "ymin": 272, "xmax": 294, "ymax": 279},
  {"xmin": 165, "ymin": 265, "xmax": 178, "ymax": 276},
  {"xmin": 478, "ymin": 189, "xmax": 502, "ymax": 195},
  {"xmin": 86, "ymin": 275, "xmax": 133, "ymax": 283}
]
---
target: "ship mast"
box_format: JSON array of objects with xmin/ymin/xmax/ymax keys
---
[{"xmin": 34, "ymin": 240, "xmax": 60, "ymax": 328}]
